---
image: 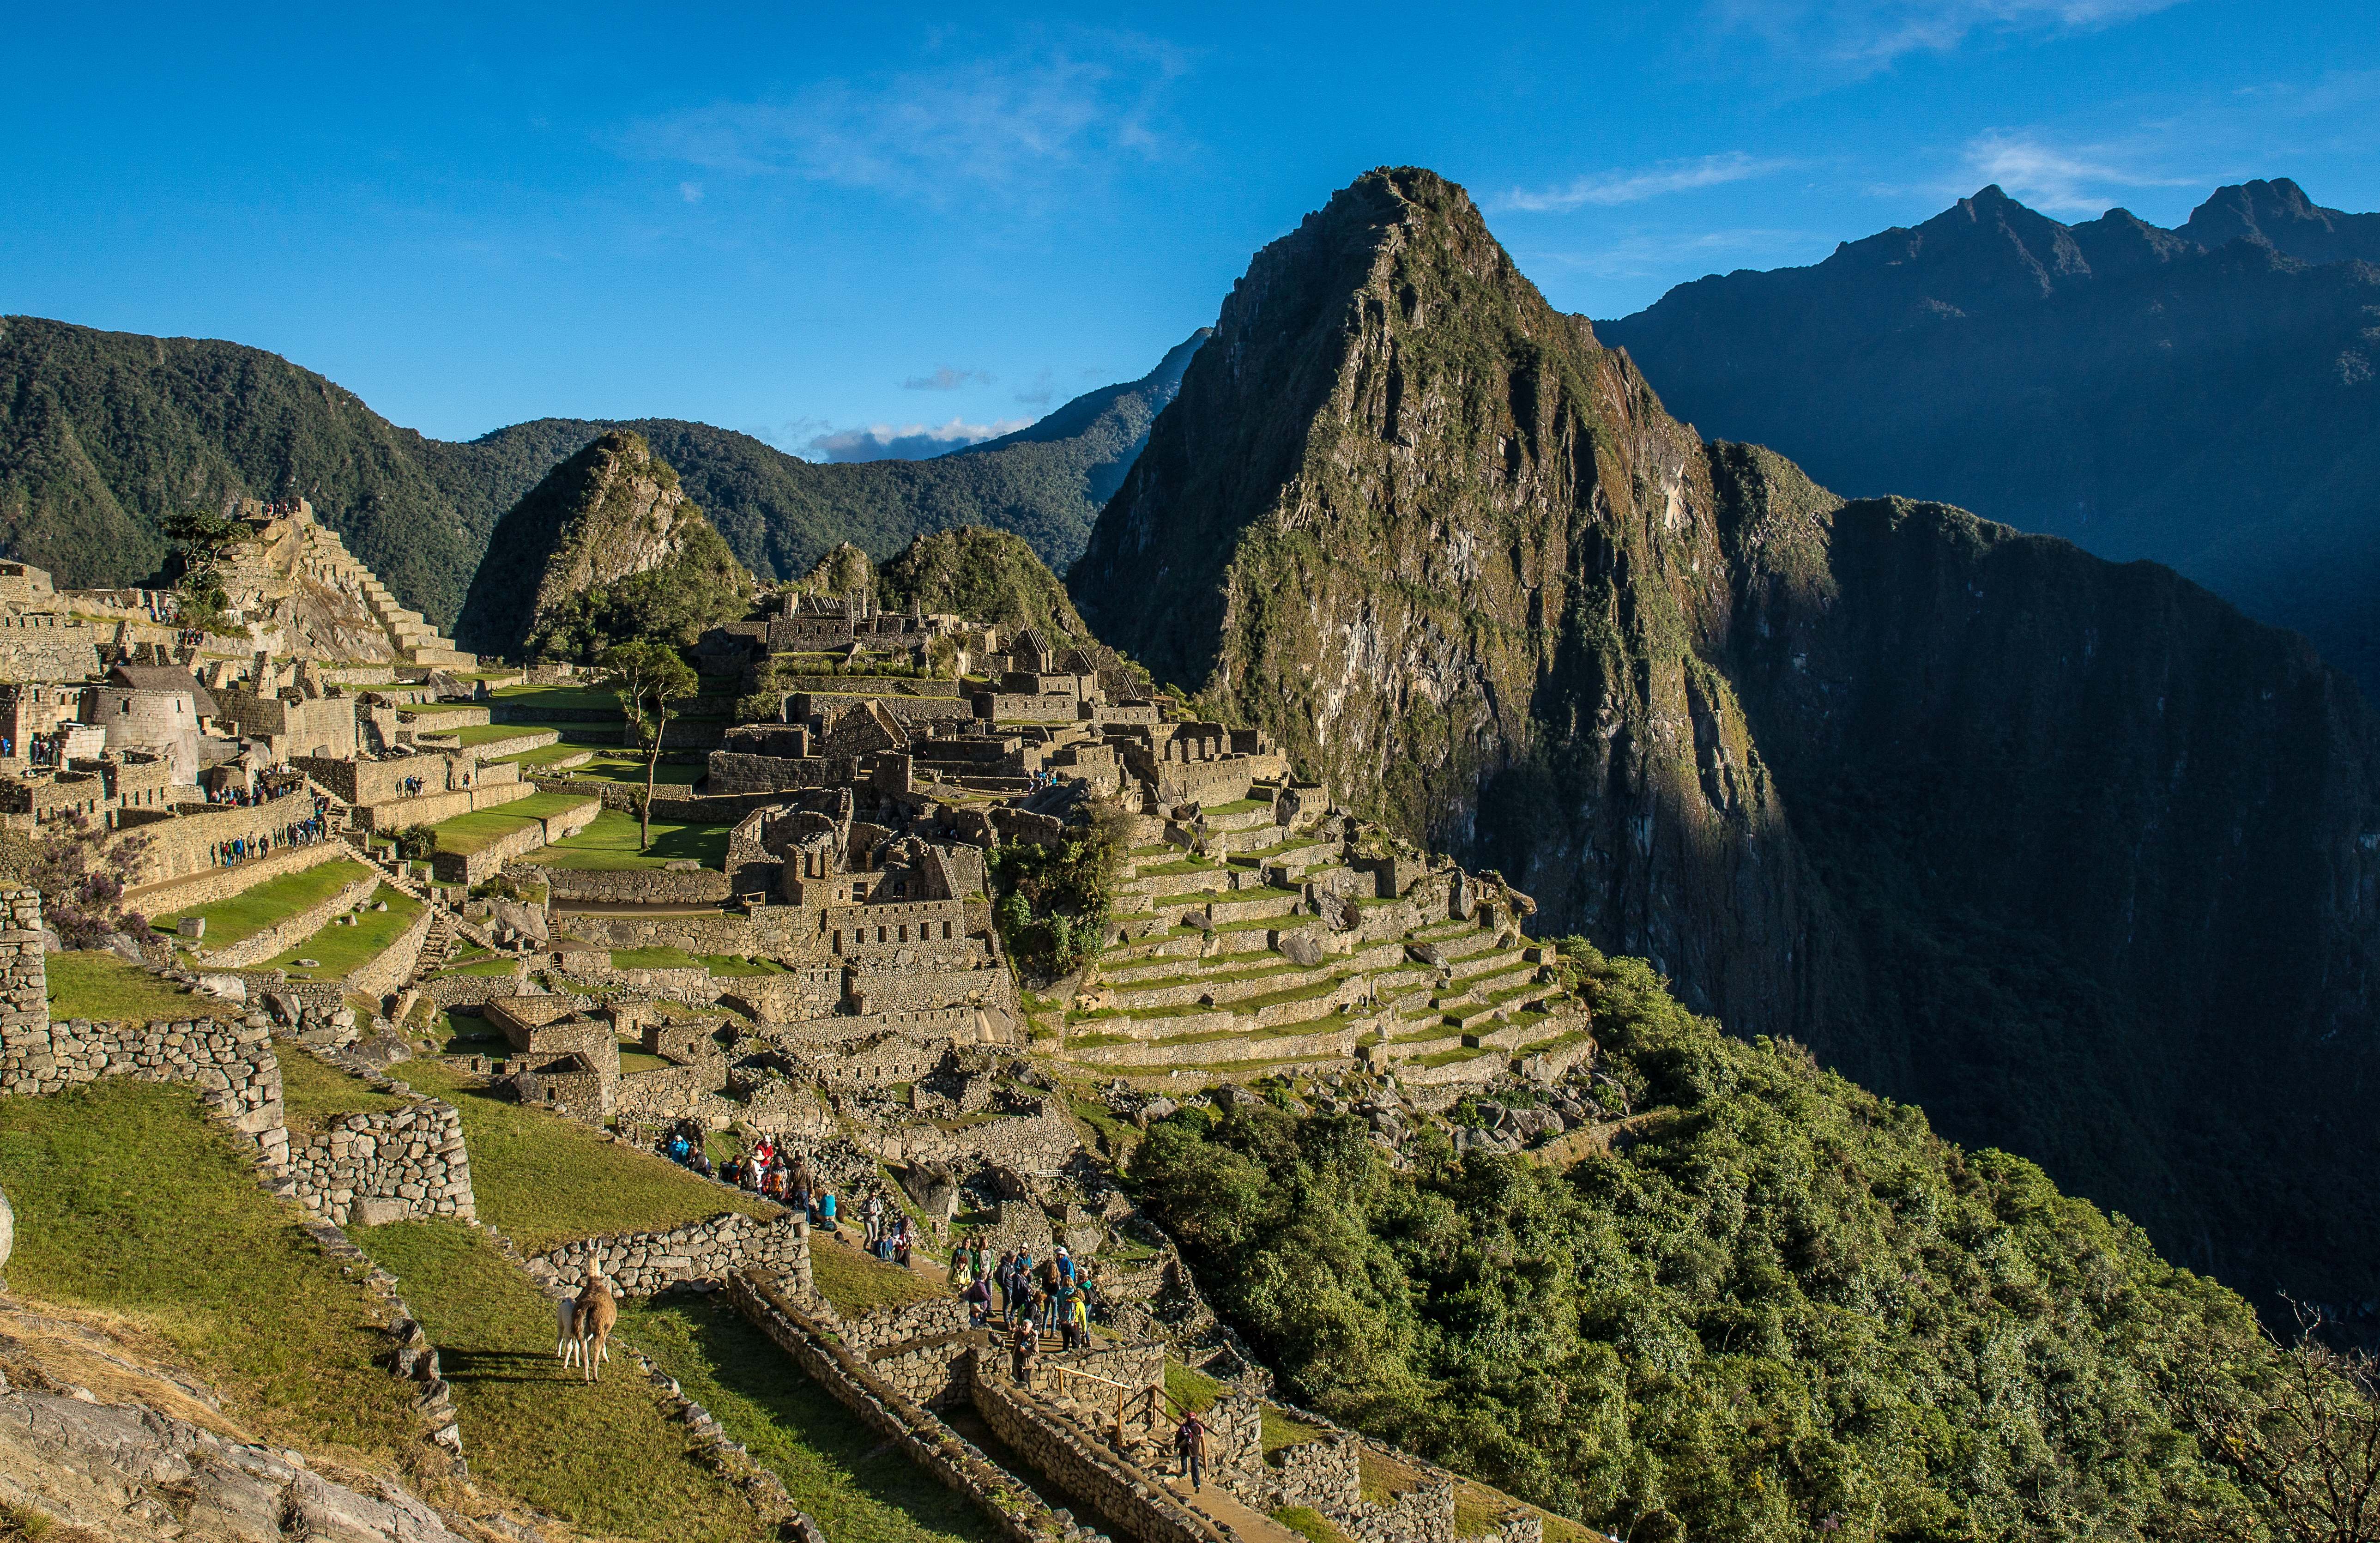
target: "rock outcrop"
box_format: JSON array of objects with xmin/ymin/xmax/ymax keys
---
[
  {"xmin": 453, "ymin": 429, "xmax": 746, "ymax": 657},
  {"xmin": 1068, "ymin": 165, "xmax": 2380, "ymax": 1319}
]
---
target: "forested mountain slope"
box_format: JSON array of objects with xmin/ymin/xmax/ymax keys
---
[
  {"xmin": 1069, "ymin": 165, "xmax": 2380, "ymax": 1324},
  {"xmin": 1598, "ymin": 178, "xmax": 2380, "ymax": 690},
  {"xmin": 0, "ymin": 316, "xmax": 1202, "ymax": 629}
]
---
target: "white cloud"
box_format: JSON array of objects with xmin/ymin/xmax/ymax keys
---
[
  {"xmin": 633, "ymin": 34, "xmax": 1187, "ymax": 203},
  {"xmin": 806, "ymin": 417, "xmax": 1035, "ymax": 462},
  {"xmin": 1712, "ymin": 0, "xmax": 2185, "ymax": 74},
  {"xmin": 1960, "ymin": 128, "xmax": 2199, "ymax": 212},
  {"xmin": 678, "ymin": 181, "xmax": 703, "ymax": 203},
  {"xmin": 900, "ymin": 366, "xmax": 994, "ymax": 391},
  {"xmin": 1014, "ymin": 368, "xmax": 1057, "ymax": 405},
  {"xmin": 1498, "ymin": 152, "xmax": 1792, "ymax": 214}
]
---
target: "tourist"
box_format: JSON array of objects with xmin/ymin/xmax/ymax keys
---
[
  {"xmin": 892, "ymin": 1216, "xmax": 914, "ymax": 1268},
  {"xmin": 994, "ymin": 1249, "xmax": 1017, "ymax": 1323},
  {"xmin": 1069, "ymin": 1290, "xmax": 1091, "ymax": 1350},
  {"xmin": 1175, "ymin": 1411, "xmax": 1206, "ymax": 1493},
  {"xmin": 817, "ymin": 1187, "xmax": 838, "ymax": 1234},
  {"xmin": 1010, "ymin": 1317, "xmax": 1037, "ymax": 1386},
  {"xmin": 1056, "ymin": 1278, "xmax": 1081, "ymax": 1349},
  {"xmin": 863, "ymin": 1191, "xmax": 885, "ymax": 1250}
]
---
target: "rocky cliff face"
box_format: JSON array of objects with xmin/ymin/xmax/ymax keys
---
[
  {"xmin": 455, "ymin": 429, "xmax": 731, "ymax": 656},
  {"xmin": 1070, "ymin": 166, "xmax": 2380, "ymax": 1319}
]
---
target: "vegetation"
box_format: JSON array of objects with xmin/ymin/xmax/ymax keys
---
[
  {"xmin": 0, "ymin": 1079, "xmax": 427, "ymax": 1468},
  {"xmin": 278, "ymin": 1045, "xmax": 408, "ymax": 1133},
  {"xmin": 357, "ymin": 1219, "xmax": 767, "ymax": 1540},
  {"xmin": 620, "ymin": 1295, "xmax": 997, "ymax": 1543},
  {"xmin": 426, "ymin": 792, "xmax": 601, "ymax": 856},
  {"xmin": 45, "ymin": 950, "xmax": 229, "ymax": 1021},
  {"xmin": 536, "ymin": 807, "xmax": 731, "ymax": 870},
  {"xmin": 0, "ymin": 818, "xmax": 150, "ymax": 948},
  {"xmin": 528, "ymin": 517, "xmax": 750, "ymax": 661},
  {"xmin": 162, "ymin": 503, "xmax": 241, "ymax": 633},
  {"xmin": 874, "ymin": 526, "xmax": 1094, "ymax": 644},
  {"xmin": 149, "ymin": 856, "xmax": 369, "ymax": 947},
  {"xmin": 263, "ymin": 883, "xmax": 421, "ymax": 978},
  {"xmin": 599, "ymin": 639, "xmax": 701, "ymax": 849},
  {"xmin": 395, "ymin": 1059, "xmax": 772, "ymax": 1253},
  {"xmin": 807, "ymin": 1232, "xmax": 946, "ymax": 1316},
  {"xmin": 988, "ymin": 801, "xmax": 1132, "ymax": 979},
  {"xmin": 1130, "ymin": 939, "xmax": 2302, "ymax": 1543}
]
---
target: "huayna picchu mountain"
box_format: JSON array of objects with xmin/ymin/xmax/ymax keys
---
[
  {"xmin": 1598, "ymin": 178, "xmax": 2380, "ymax": 690},
  {"xmin": 0, "ymin": 315, "xmax": 1204, "ymax": 632},
  {"xmin": 1069, "ymin": 166, "xmax": 2380, "ymax": 1322},
  {"xmin": 456, "ymin": 428, "xmax": 749, "ymax": 659}
]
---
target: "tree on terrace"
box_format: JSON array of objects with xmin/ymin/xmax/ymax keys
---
[{"xmin": 598, "ymin": 640, "xmax": 697, "ymax": 851}]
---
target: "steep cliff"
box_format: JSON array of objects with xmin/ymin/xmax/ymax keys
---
[
  {"xmin": 455, "ymin": 429, "xmax": 747, "ymax": 658},
  {"xmin": 1070, "ymin": 166, "xmax": 2380, "ymax": 1318}
]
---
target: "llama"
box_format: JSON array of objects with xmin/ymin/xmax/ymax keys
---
[
  {"xmin": 571, "ymin": 1273, "xmax": 618, "ymax": 1384},
  {"xmin": 554, "ymin": 1291, "xmax": 610, "ymax": 1370}
]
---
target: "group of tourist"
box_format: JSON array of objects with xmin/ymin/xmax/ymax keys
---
[
  {"xmin": 653, "ymin": 1128, "xmax": 918, "ymax": 1264},
  {"xmin": 952, "ymin": 1238, "xmax": 1097, "ymax": 1348},
  {"xmin": 205, "ymin": 779, "xmax": 308, "ymax": 807},
  {"xmin": 207, "ymin": 807, "xmax": 336, "ymax": 867}
]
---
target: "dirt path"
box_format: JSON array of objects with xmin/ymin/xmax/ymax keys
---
[{"xmin": 1161, "ymin": 1468, "xmax": 1305, "ymax": 1543}]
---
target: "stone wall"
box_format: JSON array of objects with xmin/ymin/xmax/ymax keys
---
[
  {"xmin": 429, "ymin": 797, "xmax": 600, "ymax": 885},
  {"xmin": 357, "ymin": 778, "xmax": 532, "ymax": 833},
  {"xmin": 114, "ymin": 801, "xmax": 345, "ymax": 886},
  {"xmin": 725, "ymin": 1270, "xmax": 1066, "ymax": 1543},
  {"xmin": 529, "ymin": 865, "xmax": 732, "ymax": 906},
  {"xmin": 348, "ymin": 900, "xmax": 438, "ymax": 999},
  {"xmin": 529, "ymin": 1208, "xmax": 814, "ymax": 1298},
  {"xmin": 287, "ymin": 1097, "xmax": 476, "ymax": 1227},
  {"xmin": 0, "ymin": 1008, "xmax": 288, "ymax": 1171},
  {"xmin": 970, "ymin": 1371, "xmax": 1226, "ymax": 1543},
  {"xmin": 121, "ymin": 839, "xmax": 354, "ymax": 921},
  {"xmin": 200, "ymin": 867, "xmax": 382, "ymax": 969}
]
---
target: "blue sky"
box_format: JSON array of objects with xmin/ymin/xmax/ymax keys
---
[{"xmin": 4, "ymin": 1, "xmax": 2372, "ymax": 453}]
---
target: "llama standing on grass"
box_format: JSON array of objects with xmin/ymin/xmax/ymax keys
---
[
  {"xmin": 556, "ymin": 1277, "xmax": 614, "ymax": 1372},
  {"xmin": 572, "ymin": 1270, "xmax": 618, "ymax": 1383}
]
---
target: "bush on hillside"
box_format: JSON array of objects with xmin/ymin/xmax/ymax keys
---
[
  {"xmin": 988, "ymin": 801, "xmax": 1131, "ymax": 980},
  {"xmin": 1130, "ymin": 939, "xmax": 2287, "ymax": 1542}
]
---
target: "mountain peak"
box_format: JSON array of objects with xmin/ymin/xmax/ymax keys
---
[{"xmin": 2181, "ymin": 176, "xmax": 2380, "ymax": 264}]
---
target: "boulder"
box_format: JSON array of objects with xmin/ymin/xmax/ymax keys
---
[
  {"xmin": 38, "ymin": 926, "xmax": 61, "ymax": 954},
  {"xmin": 101, "ymin": 932, "xmax": 144, "ymax": 964},
  {"xmin": 1279, "ymin": 931, "xmax": 1326, "ymax": 967},
  {"xmin": 177, "ymin": 915, "xmax": 207, "ymax": 940},
  {"xmin": 0, "ymin": 1181, "xmax": 12, "ymax": 1274},
  {"xmin": 197, "ymin": 973, "xmax": 249, "ymax": 1004},
  {"xmin": 352, "ymin": 1197, "xmax": 410, "ymax": 1228}
]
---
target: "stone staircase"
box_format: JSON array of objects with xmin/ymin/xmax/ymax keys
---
[{"xmin": 294, "ymin": 521, "xmax": 475, "ymax": 666}]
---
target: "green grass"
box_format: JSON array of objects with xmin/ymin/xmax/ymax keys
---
[
  {"xmin": 431, "ymin": 791, "xmax": 604, "ymax": 856},
  {"xmin": 701, "ymin": 955, "xmax": 785, "ymax": 976},
  {"xmin": 534, "ymin": 807, "xmax": 731, "ymax": 871},
  {"xmin": 1273, "ymin": 1507, "xmax": 1348, "ymax": 1543},
  {"xmin": 356, "ymin": 1220, "xmax": 765, "ymax": 1541},
  {"xmin": 400, "ymin": 702, "xmax": 489, "ymax": 714},
  {"xmin": 620, "ymin": 1296, "xmax": 998, "ymax": 1543},
  {"xmin": 1262, "ymin": 1405, "xmax": 1329, "ymax": 1452},
  {"xmin": 495, "ymin": 738, "xmax": 613, "ymax": 767},
  {"xmin": 453, "ymin": 723, "xmax": 542, "ymax": 745},
  {"xmin": 263, "ymin": 884, "xmax": 422, "ymax": 980},
  {"xmin": 611, "ymin": 946, "xmax": 708, "ymax": 971},
  {"xmin": 277, "ymin": 1047, "xmax": 408, "ymax": 1134},
  {"xmin": 563, "ymin": 759, "xmax": 707, "ymax": 787},
  {"xmin": 491, "ymin": 684, "xmax": 625, "ymax": 711},
  {"xmin": 1165, "ymin": 1357, "xmax": 1223, "ymax": 1414},
  {"xmin": 148, "ymin": 857, "xmax": 370, "ymax": 948},
  {"xmin": 805, "ymin": 1233, "xmax": 945, "ymax": 1316},
  {"xmin": 0, "ymin": 1079, "xmax": 425, "ymax": 1466},
  {"xmin": 395, "ymin": 1060, "xmax": 773, "ymax": 1253},
  {"xmin": 618, "ymin": 1048, "xmax": 674, "ymax": 1074},
  {"xmin": 429, "ymin": 956, "xmax": 521, "ymax": 978},
  {"xmin": 45, "ymin": 951, "xmax": 232, "ymax": 1022}
]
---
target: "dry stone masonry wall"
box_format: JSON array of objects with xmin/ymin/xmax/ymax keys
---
[
  {"xmin": 287, "ymin": 1099, "xmax": 476, "ymax": 1227},
  {"xmin": 528, "ymin": 1209, "xmax": 814, "ymax": 1297}
]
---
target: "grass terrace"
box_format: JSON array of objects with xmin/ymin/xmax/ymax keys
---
[
  {"xmin": 620, "ymin": 1295, "xmax": 997, "ymax": 1543},
  {"xmin": 610, "ymin": 945, "xmax": 707, "ymax": 971},
  {"xmin": 148, "ymin": 856, "xmax": 372, "ymax": 948},
  {"xmin": 490, "ymin": 684, "xmax": 626, "ymax": 712},
  {"xmin": 0, "ymin": 1079, "xmax": 426, "ymax": 1466},
  {"xmin": 264, "ymin": 883, "xmax": 423, "ymax": 980},
  {"xmin": 397, "ymin": 1059, "xmax": 773, "ymax": 1252},
  {"xmin": 278, "ymin": 1046, "xmax": 409, "ymax": 1134},
  {"xmin": 535, "ymin": 807, "xmax": 731, "ymax": 870},
  {"xmin": 46, "ymin": 951, "xmax": 234, "ymax": 1022},
  {"xmin": 430, "ymin": 791, "xmax": 604, "ymax": 856},
  {"xmin": 357, "ymin": 1219, "xmax": 767, "ymax": 1541}
]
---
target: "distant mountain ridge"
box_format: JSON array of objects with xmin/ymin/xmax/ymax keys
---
[
  {"xmin": 1597, "ymin": 178, "xmax": 2380, "ymax": 687},
  {"xmin": 0, "ymin": 315, "xmax": 1206, "ymax": 631}
]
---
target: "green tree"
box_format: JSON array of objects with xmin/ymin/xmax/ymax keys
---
[
  {"xmin": 163, "ymin": 505, "xmax": 242, "ymax": 635},
  {"xmin": 599, "ymin": 641, "xmax": 698, "ymax": 851}
]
